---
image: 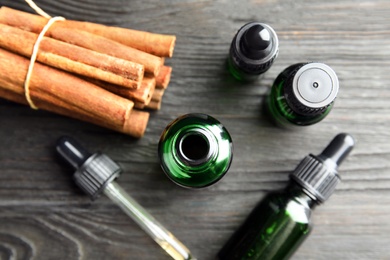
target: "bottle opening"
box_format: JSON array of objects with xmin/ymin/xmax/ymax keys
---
[{"xmin": 181, "ymin": 133, "xmax": 209, "ymax": 161}]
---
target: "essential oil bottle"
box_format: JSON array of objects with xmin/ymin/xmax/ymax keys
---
[
  {"xmin": 266, "ymin": 62, "xmax": 339, "ymax": 128},
  {"xmin": 217, "ymin": 133, "xmax": 355, "ymax": 260},
  {"xmin": 158, "ymin": 113, "xmax": 233, "ymax": 188},
  {"xmin": 228, "ymin": 22, "xmax": 279, "ymax": 81}
]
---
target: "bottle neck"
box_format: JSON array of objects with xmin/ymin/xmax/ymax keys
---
[
  {"xmin": 175, "ymin": 127, "xmax": 217, "ymax": 167},
  {"xmin": 285, "ymin": 181, "xmax": 318, "ymax": 210}
]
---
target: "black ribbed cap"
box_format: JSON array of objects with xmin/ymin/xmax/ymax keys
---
[
  {"xmin": 56, "ymin": 136, "xmax": 121, "ymax": 200},
  {"xmin": 290, "ymin": 133, "xmax": 355, "ymax": 203}
]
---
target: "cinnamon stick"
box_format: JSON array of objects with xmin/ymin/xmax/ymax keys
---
[
  {"xmin": 152, "ymin": 88, "xmax": 165, "ymax": 102},
  {"xmin": 135, "ymin": 88, "xmax": 165, "ymax": 111},
  {"xmin": 145, "ymin": 88, "xmax": 165, "ymax": 110},
  {"xmin": 122, "ymin": 110, "xmax": 150, "ymax": 138},
  {"xmin": 50, "ymin": 27, "xmax": 163, "ymax": 76},
  {"xmin": 145, "ymin": 100, "xmax": 162, "ymax": 111},
  {"xmin": 91, "ymin": 77, "xmax": 156, "ymax": 105},
  {"xmin": 0, "ymin": 47, "xmax": 148, "ymax": 137},
  {"xmin": 155, "ymin": 66, "xmax": 172, "ymax": 89},
  {"xmin": 0, "ymin": 24, "xmax": 143, "ymax": 89},
  {"xmin": 0, "ymin": 7, "xmax": 176, "ymax": 57},
  {"xmin": 0, "ymin": 87, "xmax": 149, "ymax": 138}
]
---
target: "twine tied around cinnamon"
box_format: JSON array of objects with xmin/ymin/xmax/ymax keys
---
[{"xmin": 24, "ymin": 0, "xmax": 65, "ymax": 109}]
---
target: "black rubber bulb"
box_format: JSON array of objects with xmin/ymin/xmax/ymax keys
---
[
  {"xmin": 56, "ymin": 136, "xmax": 92, "ymax": 170},
  {"xmin": 318, "ymin": 133, "xmax": 355, "ymax": 167},
  {"xmin": 241, "ymin": 24, "xmax": 271, "ymax": 59}
]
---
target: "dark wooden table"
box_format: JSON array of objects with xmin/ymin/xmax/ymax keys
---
[{"xmin": 0, "ymin": 0, "xmax": 389, "ymax": 259}]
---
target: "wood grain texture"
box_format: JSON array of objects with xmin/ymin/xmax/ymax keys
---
[{"xmin": 0, "ymin": 0, "xmax": 390, "ymax": 259}]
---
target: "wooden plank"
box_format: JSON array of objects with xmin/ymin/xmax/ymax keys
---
[{"xmin": 0, "ymin": 0, "xmax": 390, "ymax": 259}]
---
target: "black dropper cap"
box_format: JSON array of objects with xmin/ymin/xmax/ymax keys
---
[
  {"xmin": 56, "ymin": 136, "xmax": 121, "ymax": 200},
  {"xmin": 290, "ymin": 133, "xmax": 355, "ymax": 203},
  {"xmin": 230, "ymin": 22, "xmax": 279, "ymax": 74}
]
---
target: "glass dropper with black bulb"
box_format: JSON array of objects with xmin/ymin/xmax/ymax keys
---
[{"xmin": 56, "ymin": 136, "xmax": 195, "ymax": 260}]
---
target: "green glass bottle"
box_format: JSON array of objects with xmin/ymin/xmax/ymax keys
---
[
  {"xmin": 158, "ymin": 113, "xmax": 233, "ymax": 188},
  {"xmin": 218, "ymin": 133, "xmax": 355, "ymax": 260},
  {"xmin": 228, "ymin": 22, "xmax": 279, "ymax": 81},
  {"xmin": 266, "ymin": 62, "xmax": 339, "ymax": 128}
]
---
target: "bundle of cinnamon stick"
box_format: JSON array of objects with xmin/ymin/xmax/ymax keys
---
[{"xmin": 0, "ymin": 7, "xmax": 175, "ymax": 138}]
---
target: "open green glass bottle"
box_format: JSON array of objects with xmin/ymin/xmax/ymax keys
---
[
  {"xmin": 266, "ymin": 62, "xmax": 339, "ymax": 128},
  {"xmin": 158, "ymin": 113, "xmax": 233, "ymax": 188},
  {"xmin": 218, "ymin": 133, "xmax": 355, "ymax": 260}
]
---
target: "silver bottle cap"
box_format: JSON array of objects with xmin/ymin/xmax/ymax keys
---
[{"xmin": 292, "ymin": 63, "xmax": 339, "ymax": 109}]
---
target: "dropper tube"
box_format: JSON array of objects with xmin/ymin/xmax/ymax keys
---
[
  {"xmin": 56, "ymin": 136, "xmax": 195, "ymax": 260},
  {"xmin": 104, "ymin": 182, "xmax": 193, "ymax": 260}
]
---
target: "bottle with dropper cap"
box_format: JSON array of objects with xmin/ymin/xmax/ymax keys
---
[
  {"xmin": 217, "ymin": 133, "xmax": 355, "ymax": 260},
  {"xmin": 228, "ymin": 22, "xmax": 279, "ymax": 81},
  {"xmin": 266, "ymin": 62, "xmax": 339, "ymax": 127}
]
